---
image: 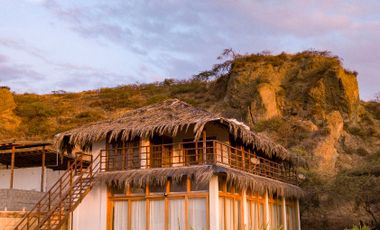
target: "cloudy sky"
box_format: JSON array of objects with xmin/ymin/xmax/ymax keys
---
[{"xmin": 0, "ymin": 0, "xmax": 379, "ymax": 100}]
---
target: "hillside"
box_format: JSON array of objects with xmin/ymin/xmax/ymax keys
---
[{"xmin": 1, "ymin": 51, "xmax": 379, "ymax": 229}]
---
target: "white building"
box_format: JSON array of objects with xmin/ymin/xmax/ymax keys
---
[{"xmin": 13, "ymin": 99, "xmax": 303, "ymax": 230}]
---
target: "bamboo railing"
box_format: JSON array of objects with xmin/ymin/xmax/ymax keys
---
[{"xmin": 101, "ymin": 140, "xmax": 298, "ymax": 184}]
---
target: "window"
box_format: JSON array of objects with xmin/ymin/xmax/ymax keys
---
[
  {"xmin": 150, "ymin": 135, "xmax": 173, "ymax": 168},
  {"xmin": 246, "ymin": 193, "xmax": 265, "ymax": 230},
  {"xmin": 107, "ymin": 137, "xmax": 141, "ymax": 170},
  {"xmin": 109, "ymin": 177, "xmax": 209, "ymax": 230},
  {"xmin": 113, "ymin": 201, "xmax": 128, "ymax": 229},
  {"xmin": 269, "ymin": 197, "xmax": 283, "ymax": 229},
  {"xmin": 168, "ymin": 198, "xmax": 185, "ymax": 230},
  {"xmin": 131, "ymin": 200, "xmax": 146, "ymax": 230},
  {"xmin": 183, "ymin": 137, "xmax": 216, "ymax": 165},
  {"xmin": 149, "ymin": 200, "xmax": 165, "ymax": 230},
  {"xmin": 286, "ymin": 200, "xmax": 299, "ymax": 230},
  {"xmin": 218, "ymin": 177, "xmax": 242, "ymax": 230},
  {"xmin": 188, "ymin": 198, "xmax": 207, "ymax": 230}
]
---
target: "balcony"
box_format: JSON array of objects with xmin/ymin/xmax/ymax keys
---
[{"xmin": 99, "ymin": 140, "xmax": 298, "ymax": 185}]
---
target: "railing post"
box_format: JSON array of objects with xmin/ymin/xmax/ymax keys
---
[
  {"xmin": 48, "ymin": 191, "xmax": 51, "ymax": 229},
  {"xmin": 248, "ymin": 149, "xmax": 251, "ymax": 172},
  {"xmin": 122, "ymin": 142, "xmax": 126, "ymax": 170},
  {"xmin": 220, "ymin": 142, "xmax": 223, "ymax": 164},
  {"xmin": 195, "ymin": 141, "xmax": 198, "ymax": 164},
  {"xmin": 241, "ymin": 146, "xmax": 245, "ymax": 171},
  {"xmin": 202, "ymin": 131, "xmax": 207, "ymax": 163},
  {"xmin": 212, "ymin": 141, "xmax": 216, "ymax": 164},
  {"xmin": 69, "ymin": 168, "xmax": 73, "ymax": 211}
]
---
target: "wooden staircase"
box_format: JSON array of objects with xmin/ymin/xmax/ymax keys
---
[{"xmin": 14, "ymin": 153, "xmax": 101, "ymax": 230}]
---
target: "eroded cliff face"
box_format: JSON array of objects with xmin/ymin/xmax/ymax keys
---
[
  {"xmin": 216, "ymin": 52, "xmax": 367, "ymax": 175},
  {"xmin": 313, "ymin": 111, "xmax": 343, "ymax": 175},
  {"xmin": 222, "ymin": 53, "xmax": 360, "ymax": 125},
  {"xmin": 0, "ymin": 87, "xmax": 20, "ymax": 138}
]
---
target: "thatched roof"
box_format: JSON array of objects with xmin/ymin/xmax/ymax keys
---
[
  {"xmin": 56, "ymin": 99, "xmax": 296, "ymax": 163},
  {"xmin": 96, "ymin": 165, "xmax": 303, "ymax": 198}
]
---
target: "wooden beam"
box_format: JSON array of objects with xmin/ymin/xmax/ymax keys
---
[
  {"xmin": 41, "ymin": 146, "xmax": 46, "ymax": 192},
  {"xmin": 10, "ymin": 145, "xmax": 15, "ymax": 189}
]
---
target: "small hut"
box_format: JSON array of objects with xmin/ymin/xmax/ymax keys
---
[
  {"xmin": 17, "ymin": 99, "xmax": 303, "ymax": 230},
  {"xmin": 0, "ymin": 141, "xmax": 72, "ymax": 230}
]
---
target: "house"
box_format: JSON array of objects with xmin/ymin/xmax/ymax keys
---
[
  {"xmin": 15, "ymin": 99, "xmax": 303, "ymax": 230},
  {"xmin": 0, "ymin": 141, "xmax": 71, "ymax": 230}
]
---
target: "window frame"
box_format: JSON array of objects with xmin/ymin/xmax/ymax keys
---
[{"xmin": 107, "ymin": 177, "xmax": 209, "ymax": 230}]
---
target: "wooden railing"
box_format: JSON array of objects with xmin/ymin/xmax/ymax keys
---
[
  {"xmin": 100, "ymin": 140, "xmax": 298, "ymax": 184},
  {"xmin": 14, "ymin": 153, "xmax": 101, "ymax": 230}
]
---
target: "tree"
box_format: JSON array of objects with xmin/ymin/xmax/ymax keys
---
[
  {"xmin": 334, "ymin": 156, "xmax": 380, "ymax": 227},
  {"xmin": 374, "ymin": 92, "xmax": 380, "ymax": 102},
  {"xmin": 193, "ymin": 48, "xmax": 240, "ymax": 81}
]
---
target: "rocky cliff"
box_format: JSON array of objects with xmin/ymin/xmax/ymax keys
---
[{"xmin": 209, "ymin": 51, "xmax": 379, "ymax": 229}]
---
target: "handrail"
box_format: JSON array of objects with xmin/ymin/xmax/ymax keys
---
[
  {"xmin": 100, "ymin": 140, "xmax": 298, "ymax": 185},
  {"xmin": 14, "ymin": 152, "xmax": 100, "ymax": 230}
]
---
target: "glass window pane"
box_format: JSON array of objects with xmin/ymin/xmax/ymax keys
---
[
  {"xmin": 286, "ymin": 202, "xmax": 298, "ymax": 230},
  {"xmin": 150, "ymin": 200, "xmax": 165, "ymax": 230},
  {"xmin": 219, "ymin": 198, "xmax": 225, "ymax": 230},
  {"xmin": 225, "ymin": 198, "xmax": 233, "ymax": 230},
  {"xmin": 188, "ymin": 198, "xmax": 207, "ymax": 230},
  {"xmin": 131, "ymin": 200, "xmax": 146, "ymax": 230},
  {"xmin": 234, "ymin": 199, "xmax": 241, "ymax": 230},
  {"xmin": 113, "ymin": 201, "xmax": 128, "ymax": 230},
  {"xmin": 168, "ymin": 199, "xmax": 185, "ymax": 230},
  {"xmin": 248, "ymin": 201, "xmax": 258, "ymax": 230},
  {"xmin": 258, "ymin": 203, "xmax": 265, "ymax": 230}
]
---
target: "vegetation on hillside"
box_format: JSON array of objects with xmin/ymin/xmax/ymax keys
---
[{"xmin": 1, "ymin": 50, "xmax": 379, "ymax": 229}]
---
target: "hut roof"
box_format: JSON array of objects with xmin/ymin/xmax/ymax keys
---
[
  {"xmin": 56, "ymin": 99, "xmax": 299, "ymax": 163},
  {"xmin": 97, "ymin": 165, "xmax": 304, "ymax": 198}
]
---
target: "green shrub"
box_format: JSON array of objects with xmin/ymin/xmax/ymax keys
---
[
  {"xmin": 16, "ymin": 101, "xmax": 58, "ymax": 118},
  {"xmin": 253, "ymin": 118, "xmax": 284, "ymax": 132},
  {"xmin": 74, "ymin": 111, "xmax": 104, "ymax": 122}
]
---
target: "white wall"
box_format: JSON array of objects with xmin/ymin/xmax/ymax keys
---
[
  {"xmin": 0, "ymin": 167, "xmax": 41, "ymax": 191},
  {"xmin": 72, "ymin": 141, "xmax": 107, "ymax": 230},
  {"xmin": 0, "ymin": 167, "xmax": 64, "ymax": 192},
  {"xmin": 72, "ymin": 183, "xmax": 108, "ymax": 230}
]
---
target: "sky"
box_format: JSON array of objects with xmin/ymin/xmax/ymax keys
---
[{"xmin": 0, "ymin": 0, "xmax": 379, "ymax": 100}]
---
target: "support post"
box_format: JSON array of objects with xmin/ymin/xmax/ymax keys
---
[
  {"xmin": 202, "ymin": 131, "xmax": 207, "ymax": 163},
  {"xmin": 282, "ymin": 196, "xmax": 287, "ymax": 230},
  {"xmin": 41, "ymin": 146, "xmax": 46, "ymax": 192},
  {"xmin": 209, "ymin": 175, "xmax": 219, "ymax": 230},
  {"xmin": 10, "ymin": 145, "xmax": 15, "ymax": 189},
  {"xmin": 265, "ymin": 191, "xmax": 270, "ymax": 230}
]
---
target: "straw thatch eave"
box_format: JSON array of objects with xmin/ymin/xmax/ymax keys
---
[
  {"xmin": 55, "ymin": 99, "xmax": 298, "ymax": 163},
  {"xmin": 96, "ymin": 165, "xmax": 303, "ymax": 198}
]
